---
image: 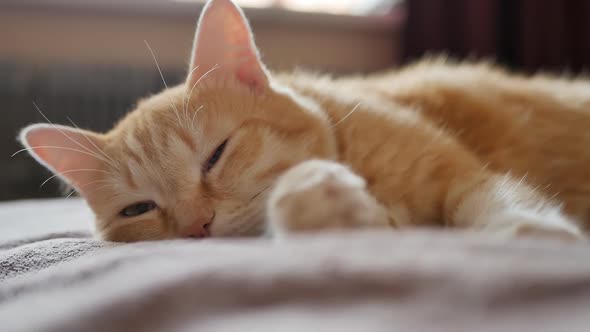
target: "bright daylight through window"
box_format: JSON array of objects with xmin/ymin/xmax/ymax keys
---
[{"xmin": 174, "ymin": 0, "xmax": 400, "ymax": 16}]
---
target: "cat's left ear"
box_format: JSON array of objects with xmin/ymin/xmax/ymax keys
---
[
  {"xmin": 19, "ymin": 124, "xmax": 108, "ymax": 200},
  {"xmin": 187, "ymin": 0, "xmax": 268, "ymax": 90}
]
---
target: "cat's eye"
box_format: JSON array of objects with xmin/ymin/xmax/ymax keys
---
[
  {"xmin": 120, "ymin": 201, "xmax": 158, "ymax": 217},
  {"xmin": 205, "ymin": 139, "xmax": 228, "ymax": 172}
]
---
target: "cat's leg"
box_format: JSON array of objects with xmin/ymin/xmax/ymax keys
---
[
  {"xmin": 266, "ymin": 160, "xmax": 389, "ymax": 237},
  {"xmin": 449, "ymin": 173, "xmax": 584, "ymax": 241},
  {"xmin": 266, "ymin": 160, "xmax": 583, "ymax": 241}
]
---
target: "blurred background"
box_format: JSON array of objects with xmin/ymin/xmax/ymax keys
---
[{"xmin": 1, "ymin": 0, "xmax": 589, "ymax": 201}]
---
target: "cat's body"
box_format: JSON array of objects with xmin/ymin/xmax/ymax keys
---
[
  {"xmin": 279, "ymin": 62, "xmax": 590, "ymax": 231},
  {"xmin": 19, "ymin": 0, "xmax": 589, "ymax": 242}
]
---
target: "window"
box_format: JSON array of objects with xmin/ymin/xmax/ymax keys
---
[{"xmin": 174, "ymin": 0, "xmax": 400, "ymax": 16}]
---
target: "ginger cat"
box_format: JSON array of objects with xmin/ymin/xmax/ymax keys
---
[{"xmin": 19, "ymin": 0, "xmax": 590, "ymax": 242}]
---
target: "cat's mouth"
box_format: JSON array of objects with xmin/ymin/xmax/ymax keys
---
[{"xmin": 210, "ymin": 200, "xmax": 269, "ymax": 238}]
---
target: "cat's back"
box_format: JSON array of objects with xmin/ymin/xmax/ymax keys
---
[
  {"xmin": 365, "ymin": 60, "xmax": 590, "ymax": 225},
  {"xmin": 370, "ymin": 59, "xmax": 590, "ymax": 111},
  {"xmin": 279, "ymin": 61, "xmax": 590, "ymax": 224},
  {"xmin": 371, "ymin": 60, "xmax": 590, "ymax": 161}
]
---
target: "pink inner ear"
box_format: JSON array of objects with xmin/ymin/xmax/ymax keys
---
[
  {"xmin": 235, "ymin": 56, "xmax": 267, "ymax": 87},
  {"xmin": 21, "ymin": 124, "xmax": 107, "ymax": 197},
  {"xmin": 188, "ymin": 0, "xmax": 268, "ymax": 90}
]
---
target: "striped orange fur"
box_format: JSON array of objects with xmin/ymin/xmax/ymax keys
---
[{"xmin": 20, "ymin": 0, "xmax": 589, "ymax": 242}]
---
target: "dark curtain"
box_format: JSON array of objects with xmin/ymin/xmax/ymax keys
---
[{"xmin": 403, "ymin": 0, "xmax": 590, "ymax": 73}]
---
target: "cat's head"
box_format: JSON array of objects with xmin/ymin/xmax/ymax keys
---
[{"xmin": 19, "ymin": 0, "xmax": 336, "ymax": 242}]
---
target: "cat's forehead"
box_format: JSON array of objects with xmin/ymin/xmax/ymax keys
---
[
  {"xmin": 110, "ymin": 110, "xmax": 203, "ymax": 195},
  {"xmin": 116, "ymin": 81, "xmax": 268, "ymax": 152},
  {"xmin": 136, "ymin": 86, "xmax": 186, "ymax": 113},
  {"xmin": 135, "ymin": 83, "xmax": 254, "ymax": 117},
  {"xmin": 112, "ymin": 85, "xmax": 238, "ymax": 163}
]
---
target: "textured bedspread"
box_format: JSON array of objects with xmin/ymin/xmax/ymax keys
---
[{"xmin": 1, "ymin": 199, "xmax": 590, "ymax": 332}]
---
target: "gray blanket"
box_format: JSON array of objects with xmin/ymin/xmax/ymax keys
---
[{"xmin": 1, "ymin": 199, "xmax": 590, "ymax": 332}]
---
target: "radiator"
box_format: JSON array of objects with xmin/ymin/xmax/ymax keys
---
[{"xmin": 0, "ymin": 61, "xmax": 184, "ymax": 201}]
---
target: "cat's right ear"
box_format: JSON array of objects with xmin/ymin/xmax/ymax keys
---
[
  {"xmin": 19, "ymin": 124, "xmax": 108, "ymax": 199},
  {"xmin": 187, "ymin": 0, "xmax": 269, "ymax": 91}
]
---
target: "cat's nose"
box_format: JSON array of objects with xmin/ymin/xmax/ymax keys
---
[
  {"xmin": 181, "ymin": 212, "xmax": 215, "ymax": 239},
  {"xmin": 182, "ymin": 223, "xmax": 209, "ymax": 238}
]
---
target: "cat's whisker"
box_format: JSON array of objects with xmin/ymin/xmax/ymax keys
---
[
  {"xmin": 65, "ymin": 179, "xmax": 114, "ymax": 199},
  {"xmin": 184, "ymin": 106, "xmax": 190, "ymax": 131},
  {"xmin": 32, "ymin": 103, "xmax": 115, "ymax": 167},
  {"xmin": 184, "ymin": 64, "xmax": 220, "ymax": 117},
  {"xmin": 40, "ymin": 169, "xmax": 114, "ymax": 188},
  {"xmin": 181, "ymin": 68, "xmax": 206, "ymax": 130},
  {"xmin": 182, "ymin": 65, "xmax": 201, "ymax": 127},
  {"xmin": 331, "ymin": 102, "xmax": 361, "ymax": 128},
  {"xmin": 190, "ymin": 105, "xmax": 204, "ymax": 131},
  {"xmin": 144, "ymin": 40, "xmax": 185, "ymax": 130},
  {"xmin": 65, "ymin": 189, "xmax": 77, "ymax": 199},
  {"xmin": 73, "ymin": 183, "xmax": 118, "ymax": 199},
  {"xmin": 182, "ymin": 94, "xmax": 192, "ymax": 132},
  {"xmin": 65, "ymin": 117, "xmax": 118, "ymax": 166},
  {"xmin": 249, "ymin": 185, "xmax": 271, "ymax": 202}
]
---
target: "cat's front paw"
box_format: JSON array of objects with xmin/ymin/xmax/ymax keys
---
[
  {"xmin": 493, "ymin": 211, "xmax": 584, "ymax": 242},
  {"xmin": 267, "ymin": 160, "xmax": 388, "ymax": 237}
]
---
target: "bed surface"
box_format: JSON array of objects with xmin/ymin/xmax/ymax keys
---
[
  {"xmin": 1, "ymin": 198, "xmax": 590, "ymax": 332},
  {"xmin": 0, "ymin": 198, "xmax": 92, "ymax": 244}
]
